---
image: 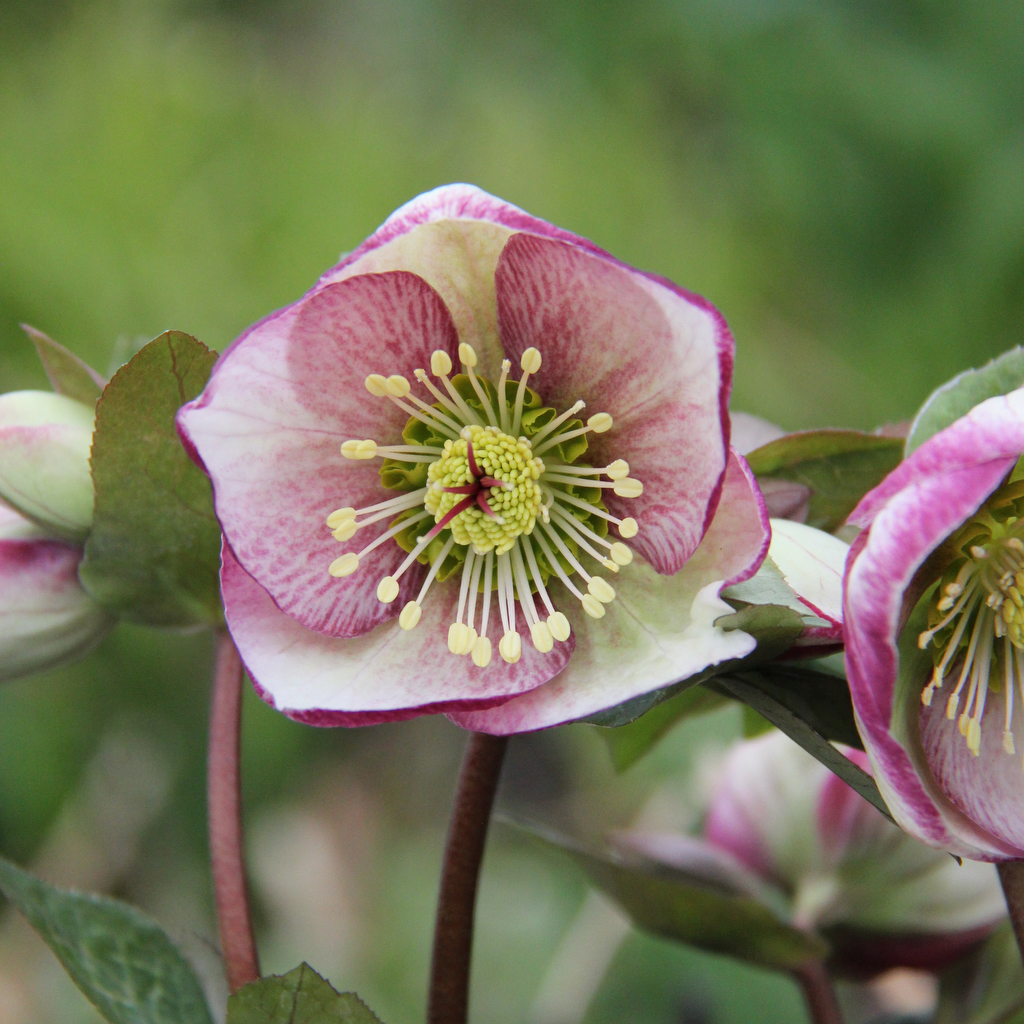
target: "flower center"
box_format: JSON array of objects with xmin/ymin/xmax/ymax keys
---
[
  {"xmin": 323, "ymin": 343, "xmax": 643, "ymax": 668},
  {"xmin": 424, "ymin": 426, "xmax": 544, "ymax": 555},
  {"xmin": 919, "ymin": 480, "xmax": 1024, "ymax": 765}
]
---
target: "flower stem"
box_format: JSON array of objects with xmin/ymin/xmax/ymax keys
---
[
  {"xmin": 793, "ymin": 961, "xmax": 844, "ymax": 1024},
  {"xmin": 998, "ymin": 859, "xmax": 1024, "ymax": 964},
  {"xmin": 427, "ymin": 731, "xmax": 509, "ymax": 1024},
  {"xmin": 208, "ymin": 630, "xmax": 260, "ymax": 992}
]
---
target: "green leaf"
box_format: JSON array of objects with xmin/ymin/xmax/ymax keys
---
[
  {"xmin": 600, "ymin": 686, "xmax": 730, "ymax": 772},
  {"xmin": 0, "ymin": 855, "xmax": 213, "ymax": 1024},
  {"xmin": 510, "ymin": 820, "xmax": 827, "ymax": 970},
  {"xmin": 745, "ymin": 430, "xmax": 904, "ymax": 532},
  {"xmin": 22, "ymin": 323, "xmax": 107, "ymax": 404},
  {"xmin": 583, "ymin": 604, "xmax": 805, "ymax": 729},
  {"xmin": 78, "ymin": 332, "xmax": 223, "ymax": 627},
  {"xmin": 228, "ymin": 964, "xmax": 384, "ymax": 1024},
  {"xmin": 907, "ymin": 347, "xmax": 1024, "ymax": 456},
  {"xmin": 936, "ymin": 924, "xmax": 1024, "ymax": 1024},
  {"xmin": 705, "ymin": 668, "xmax": 893, "ymax": 822}
]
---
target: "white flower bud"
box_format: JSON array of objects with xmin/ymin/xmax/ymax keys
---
[{"xmin": 0, "ymin": 391, "xmax": 96, "ymax": 540}]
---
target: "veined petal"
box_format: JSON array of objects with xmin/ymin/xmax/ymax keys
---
[
  {"xmin": 845, "ymin": 390, "xmax": 1024, "ymax": 859},
  {"xmin": 221, "ymin": 542, "xmax": 573, "ymax": 724},
  {"xmin": 494, "ymin": 233, "xmax": 731, "ymax": 575},
  {"xmin": 318, "ymin": 184, "xmax": 629, "ymax": 376},
  {"xmin": 0, "ymin": 508, "xmax": 112, "ymax": 681},
  {"xmin": 450, "ymin": 449, "xmax": 767, "ymax": 734},
  {"xmin": 178, "ymin": 272, "xmax": 460, "ymax": 637}
]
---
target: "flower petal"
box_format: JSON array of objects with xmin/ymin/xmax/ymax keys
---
[
  {"xmin": 178, "ymin": 271, "xmax": 461, "ymax": 637},
  {"xmin": 221, "ymin": 542, "xmax": 573, "ymax": 724},
  {"xmin": 450, "ymin": 449, "xmax": 767, "ymax": 734},
  {"xmin": 0, "ymin": 514, "xmax": 112, "ymax": 682},
  {"xmin": 845, "ymin": 391, "xmax": 1024, "ymax": 859},
  {"xmin": 768, "ymin": 519, "xmax": 847, "ymax": 632},
  {"xmin": 494, "ymin": 232, "xmax": 731, "ymax": 575}
]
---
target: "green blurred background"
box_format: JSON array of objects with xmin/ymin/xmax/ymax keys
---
[{"xmin": 1, "ymin": 1, "xmax": 1021, "ymax": 1021}]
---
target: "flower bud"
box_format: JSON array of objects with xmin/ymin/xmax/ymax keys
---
[
  {"xmin": 0, "ymin": 504, "xmax": 112, "ymax": 681},
  {"xmin": 0, "ymin": 391, "xmax": 95, "ymax": 540}
]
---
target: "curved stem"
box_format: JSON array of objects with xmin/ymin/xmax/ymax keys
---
[
  {"xmin": 208, "ymin": 631, "xmax": 260, "ymax": 992},
  {"xmin": 427, "ymin": 731, "xmax": 509, "ymax": 1024},
  {"xmin": 998, "ymin": 859, "xmax": 1024, "ymax": 965},
  {"xmin": 793, "ymin": 961, "xmax": 844, "ymax": 1024}
]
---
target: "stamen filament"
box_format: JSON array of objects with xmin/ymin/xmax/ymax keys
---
[
  {"xmin": 533, "ymin": 529, "xmax": 586, "ymax": 602},
  {"xmin": 512, "ymin": 348, "xmax": 541, "ymax": 437},
  {"xmin": 414, "ymin": 369, "xmax": 464, "ymax": 419},
  {"xmin": 497, "ymin": 360, "xmax": 511, "ymax": 433},
  {"xmin": 357, "ymin": 510, "xmax": 431, "ymax": 560},
  {"xmin": 415, "ymin": 535, "xmax": 456, "ymax": 604},
  {"xmin": 530, "ymin": 401, "xmax": 585, "ymax": 446},
  {"xmin": 521, "ymin": 534, "xmax": 556, "ymax": 617}
]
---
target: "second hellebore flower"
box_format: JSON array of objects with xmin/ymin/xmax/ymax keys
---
[
  {"xmin": 0, "ymin": 390, "xmax": 112, "ymax": 680},
  {"xmin": 845, "ymin": 388, "xmax": 1024, "ymax": 859},
  {"xmin": 178, "ymin": 185, "xmax": 770, "ymax": 729},
  {"xmin": 619, "ymin": 732, "xmax": 1006, "ymax": 974}
]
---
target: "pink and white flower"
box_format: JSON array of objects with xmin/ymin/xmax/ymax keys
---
[
  {"xmin": 844, "ymin": 389, "xmax": 1024, "ymax": 860},
  {"xmin": 177, "ymin": 185, "xmax": 770, "ymax": 731},
  {"xmin": 619, "ymin": 732, "xmax": 1006, "ymax": 974}
]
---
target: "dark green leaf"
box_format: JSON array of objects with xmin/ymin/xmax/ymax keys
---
[
  {"xmin": 706, "ymin": 668, "xmax": 893, "ymax": 822},
  {"xmin": 22, "ymin": 324, "xmax": 107, "ymax": 403},
  {"xmin": 582, "ymin": 604, "xmax": 805, "ymax": 729},
  {"xmin": 509, "ymin": 819, "xmax": 827, "ymax": 970},
  {"xmin": 600, "ymin": 686, "xmax": 730, "ymax": 772},
  {"xmin": 907, "ymin": 347, "xmax": 1024, "ymax": 457},
  {"xmin": 228, "ymin": 964, "xmax": 384, "ymax": 1024},
  {"xmin": 0, "ymin": 856, "xmax": 213, "ymax": 1024},
  {"xmin": 745, "ymin": 430, "xmax": 904, "ymax": 532},
  {"xmin": 78, "ymin": 332, "xmax": 222, "ymax": 627},
  {"xmin": 936, "ymin": 924, "xmax": 1024, "ymax": 1024}
]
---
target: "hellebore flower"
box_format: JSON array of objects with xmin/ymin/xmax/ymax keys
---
[
  {"xmin": 844, "ymin": 389, "xmax": 1024, "ymax": 860},
  {"xmin": 177, "ymin": 184, "xmax": 770, "ymax": 729},
  {"xmin": 619, "ymin": 732, "xmax": 1006, "ymax": 974},
  {"xmin": 0, "ymin": 392, "xmax": 112, "ymax": 680}
]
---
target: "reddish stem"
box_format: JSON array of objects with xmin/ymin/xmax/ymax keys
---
[
  {"xmin": 792, "ymin": 961, "xmax": 844, "ymax": 1024},
  {"xmin": 208, "ymin": 631, "xmax": 260, "ymax": 992},
  {"xmin": 427, "ymin": 731, "xmax": 509, "ymax": 1024}
]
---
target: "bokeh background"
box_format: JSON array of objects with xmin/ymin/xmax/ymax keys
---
[{"xmin": 1, "ymin": 1, "xmax": 1022, "ymax": 1021}]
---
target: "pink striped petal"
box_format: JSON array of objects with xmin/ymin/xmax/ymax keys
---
[
  {"xmin": 845, "ymin": 390, "xmax": 1024, "ymax": 860},
  {"xmin": 450, "ymin": 449, "xmax": 767, "ymax": 734},
  {"xmin": 494, "ymin": 233, "xmax": 731, "ymax": 575},
  {"xmin": 221, "ymin": 542, "xmax": 573, "ymax": 724},
  {"xmin": 178, "ymin": 272, "xmax": 460, "ymax": 638}
]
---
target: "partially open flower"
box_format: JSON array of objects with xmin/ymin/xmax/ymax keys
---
[
  {"xmin": 178, "ymin": 185, "xmax": 770, "ymax": 728},
  {"xmin": 845, "ymin": 389, "xmax": 1024, "ymax": 859},
  {"xmin": 619, "ymin": 732, "xmax": 1006, "ymax": 975}
]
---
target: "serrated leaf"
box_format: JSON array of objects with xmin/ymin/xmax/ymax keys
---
[
  {"xmin": 509, "ymin": 819, "xmax": 827, "ymax": 970},
  {"xmin": 745, "ymin": 430, "xmax": 904, "ymax": 532},
  {"xmin": 227, "ymin": 964, "xmax": 384, "ymax": 1024},
  {"xmin": 907, "ymin": 347, "xmax": 1024, "ymax": 457},
  {"xmin": 705, "ymin": 668, "xmax": 893, "ymax": 822},
  {"xmin": 583, "ymin": 604, "xmax": 805, "ymax": 729},
  {"xmin": 22, "ymin": 324, "xmax": 107, "ymax": 403},
  {"xmin": 78, "ymin": 332, "xmax": 222, "ymax": 627},
  {"xmin": 0, "ymin": 856, "xmax": 213, "ymax": 1024},
  {"xmin": 600, "ymin": 685, "xmax": 730, "ymax": 772},
  {"xmin": 936, "ymin": 924, "xmax": 1024, "ymax": 1024}
]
